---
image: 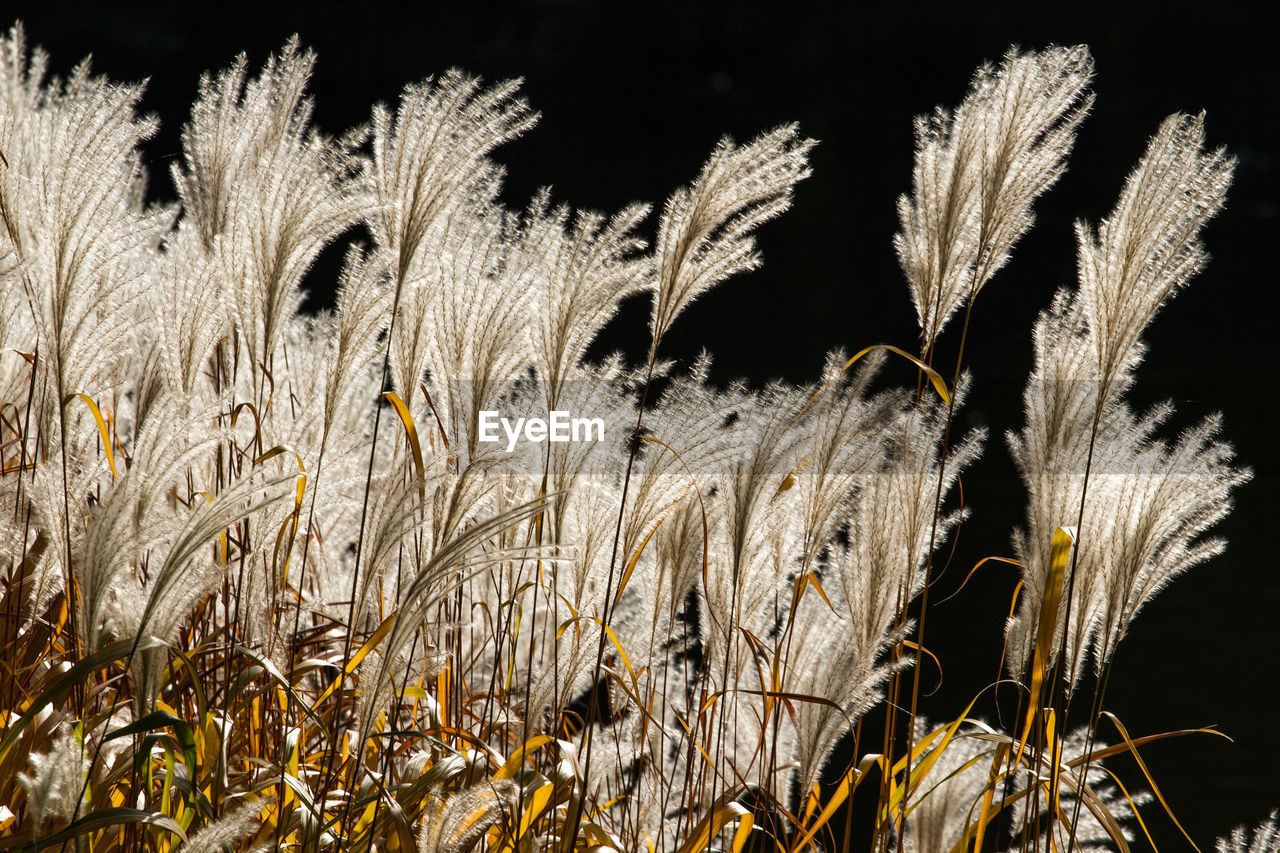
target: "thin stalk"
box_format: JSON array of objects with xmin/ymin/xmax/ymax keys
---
[
  {"xmin": 1062, "ymin": 644, "xmax": 1118, "ymax": 851},
  {"xmin": 898, "ymin": 268, "xmax": 981, "ymax": 853},
  {"xmin": 992, "ymin": 655, "xmax": 1032, "ymax": 848},
  {"xmin": 314, "ymin": 246, "xmax": 413, "ymax": 852},
  {"xmin": 841, "ymin": 715, "xmax": 865, "ymax": 853},
  {"xmin": 271, "ymin": 434, "xmax": 328, "ymax": 853},
  {"xmin": 875, "ymin": 576, "xmax": 910, "ymax": 853},
  {"xmin": 563, "ymin": 347, "xmax": 658, "ymax": 851},
  {"xmin": 513, "ymin": 454, "xmax": 552, "ymax": 842},
  {"xmin": 1037, "ymin": 392, "xmax": 1106, "ymax": 847}
]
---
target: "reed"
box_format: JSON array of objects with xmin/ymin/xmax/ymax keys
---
[{"xmin": 0, "ymin": 26, "xmax": 1259, "ymax": 853}]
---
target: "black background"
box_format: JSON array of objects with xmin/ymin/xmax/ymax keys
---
[{"xmin": 12, "ymin": 0, "xmax": 1278, "ymax": 847}]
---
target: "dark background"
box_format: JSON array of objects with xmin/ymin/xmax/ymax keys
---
[{"xmin": 12, "ymin": 1, "xmax": 1278, "ymax": 847}]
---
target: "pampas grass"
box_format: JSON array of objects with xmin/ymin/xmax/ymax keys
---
[{"xmin": 0, "ymin": 25, "xmax": 1261, "ymax": 852}]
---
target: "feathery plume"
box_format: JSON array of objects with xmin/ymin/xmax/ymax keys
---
[
  {"xmin": 1075, "ymin": 111, "xmax": 1233, "ymax": 396},
  {"xmin": 649, "ymin": 125, "xmax": 813, "ymax": 353},
  {"xmin": 1217, "ymin": 812, "xmax": 1280, "ymax": 853},
  {"xmin": 896, "ymin": 45, "xmax": 1092, "ymax": 356},
  {"xmin": 17, "ymin": 722, "xmax": 87, "ymax": 831},
  {"xmin": 1007, "ymin": 112, "xmax": 1244, "ymax": 687},
  {"xmin": 418, "ymin": 782, "xmax": 517, "ymax": 853},
  {"xmin": 173, "ymin": 38, "xmax": 367, "ymax": 381},
  {"xmin": 177, "ymin": 803, "xmax": 265, "ymax": 853}
]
